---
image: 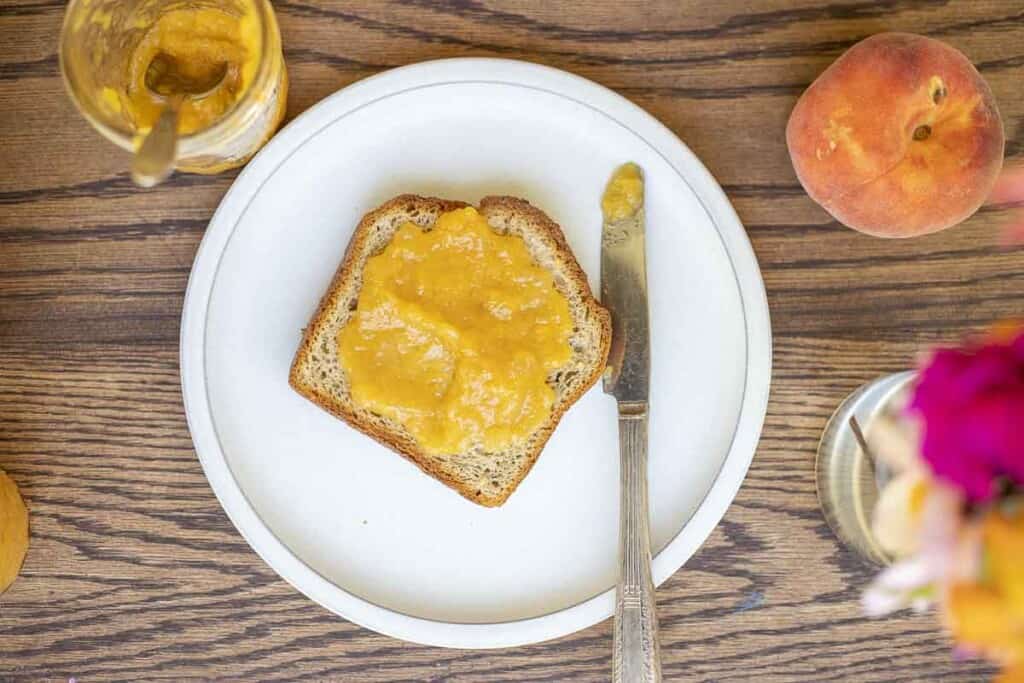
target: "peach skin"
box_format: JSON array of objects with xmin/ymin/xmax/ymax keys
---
[{"xmin": 787, "ymin": 33, "xmax": 1004, "ymax": 237}]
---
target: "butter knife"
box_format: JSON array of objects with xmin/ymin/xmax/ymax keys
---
[{"xmin": 601, "ymin": 163, "xmax": 662, "ymax": 683}]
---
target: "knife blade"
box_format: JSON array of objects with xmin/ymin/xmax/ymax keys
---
[
  {"xmin": 600, "ymin": 162, "xmax": 662, "ymax": 683},
  {"xmin": 602, "ymin": 163, "xmax": 650, "ymax": 406}
]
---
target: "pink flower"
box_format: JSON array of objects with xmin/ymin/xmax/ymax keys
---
[
  {"xmin": 909, "ymin": 329, "xmax": 1024, "ymax": 502},
  {"xmin": 990, "ymin": 165, "xmax": 1024, "ymax": 245}
]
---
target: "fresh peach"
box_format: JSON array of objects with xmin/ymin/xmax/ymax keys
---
[{"xmin": 786, "ymin": 33, "xmax": 1004, "ymax": 237}]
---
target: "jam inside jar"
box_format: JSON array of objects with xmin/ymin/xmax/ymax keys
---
[{"xmin": 60, "ymin": 0, "xmax": 288, "ymax": 174}]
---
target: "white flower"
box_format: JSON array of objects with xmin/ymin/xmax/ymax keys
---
[
  {"xmin": 862, "ymin": 556, "xmax": 935, "ymax": 617},
  {"xmin": 863, "ymin": 481, "xmax": 980, "ymax": 618},
  {"xmin": 872, "ymin": 470, "xmax": 927, "ymax": 556},
  {"xmin": 869, "ymin": 412, "xmax": 922, "ymax": 474}
]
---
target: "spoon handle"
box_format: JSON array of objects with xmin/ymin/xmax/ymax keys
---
[{"xmin": 131, "ymin": 96, "xmax": 182, "ymax": 188}]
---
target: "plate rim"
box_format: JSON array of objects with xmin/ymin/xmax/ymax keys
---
[{"xmin": 180, "ymin": 57, "xmax": 772, "ymax": 649}]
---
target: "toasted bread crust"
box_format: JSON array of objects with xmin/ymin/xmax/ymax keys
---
[{"xmin": 289, "ymin": 195, "xmax": 611, "ymax": 506}]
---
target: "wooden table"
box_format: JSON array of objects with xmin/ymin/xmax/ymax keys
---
[{"xmin": 2, "ymin": 1, "xmax": 1021, "ymax": 680}]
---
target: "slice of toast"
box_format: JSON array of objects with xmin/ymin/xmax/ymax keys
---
[{"xmin": 289, "ymin": 195, "xmax": 611, "ymax": 506}]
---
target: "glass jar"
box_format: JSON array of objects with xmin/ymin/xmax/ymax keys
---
[
  {"xmin": 59, "ymin": 0, "xmax": 288, "ymax": 175},
  {"xmin": 816, "ymin": 371, "xmax": 916, "ymax": 565}
]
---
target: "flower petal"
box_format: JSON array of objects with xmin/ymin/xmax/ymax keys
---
[
  {"xmin": 862, "ymin": 557, "xmax": 935, "ymax": 617},
  {"xmin": 989, "ymin": 165, "xmax": 1024, "ymax": 204},
  {"xmin": 872, "ymin": 472, "xmax": 927, "ymax": 556},
  {"xmin": 909, "ymin": 329, "xmax": 1024, "ymax": 501}
]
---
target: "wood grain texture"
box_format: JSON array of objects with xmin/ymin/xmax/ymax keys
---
[{"xmin": 1, "ymin": 0, "xmax": 1022, "ymax": 680}]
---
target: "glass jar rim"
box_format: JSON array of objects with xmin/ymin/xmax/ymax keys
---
[{"xmin": 58, "ymin": 0, "xmax": 277, "ymax": 154}]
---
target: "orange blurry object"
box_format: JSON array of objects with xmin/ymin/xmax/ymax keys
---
[
  {"xmin": 0, "ymin": 470, "xmax": 29, "ymax": 594},
  {"xmin": 945, "ymin": 507, "xmax": 1024, "ymax": 672}
]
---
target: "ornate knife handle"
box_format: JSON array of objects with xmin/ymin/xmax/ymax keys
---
[{"xmin": 612, "ymin": 404, "xmax": 662, "ymax": 683}]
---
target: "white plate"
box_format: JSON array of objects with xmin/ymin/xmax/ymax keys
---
[{"xmin": 181, "ymin": 58, "xmax": 771, "ymax": 649}]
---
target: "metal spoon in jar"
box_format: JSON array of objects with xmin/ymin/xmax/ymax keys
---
[{"xmin": 130, "ymin": 53, "xmax": 228, "ymax": 188}]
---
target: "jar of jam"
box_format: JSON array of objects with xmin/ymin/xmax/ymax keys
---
[{"xmin": 60, "ymin": 0, "xmax": 288, "ymax": 175}]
